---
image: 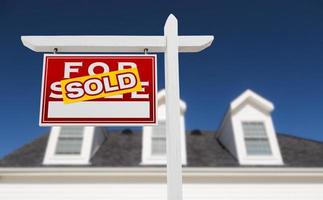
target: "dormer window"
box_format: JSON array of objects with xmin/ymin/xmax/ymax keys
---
[
  {"xmin": 55, "ymin": 127, "xmax": 84, "ymax": 155},
  {"xmin": 218, "ymin": 89, "xmax": 284, "ymax": 165},
  {"xmin": 141, "ymin": 89, "xmax": 187, "ymax": 165},
  {"xmin": 43, "ymin": 126, "xmax": 105, "ymax": 165},
  {"xmin": 242, "ymin": 122, "xmax": 272, "ymax": 155}
]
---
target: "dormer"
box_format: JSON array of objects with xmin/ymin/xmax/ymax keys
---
[
  {"xmin": 43, "ymin": 126, "xmax": 105, "ymax": 165},
  {"xmin": 218, "ymin": 89, "xmax": 284, "ymax": 165},
  {"xmin": 141, "ymin": 89, "xmax": 187, "ymax": 165}
]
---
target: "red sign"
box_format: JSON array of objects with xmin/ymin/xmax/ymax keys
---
[{"xmin": 40, "ymin": 54, "xmax": 157, "ymax": 126}]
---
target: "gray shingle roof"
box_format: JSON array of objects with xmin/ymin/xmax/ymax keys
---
[
  {"xmin": 0, "ymin": 130, "xmax": 322, "ymax": 167},
  {"xmin": 278, "ymin": 133, "xmax": 323, "ymax": 167}
]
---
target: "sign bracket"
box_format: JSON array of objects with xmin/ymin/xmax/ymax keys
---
[{"xmin": 144, "ymin": 48, "xmax": 149, "ymax": 54}]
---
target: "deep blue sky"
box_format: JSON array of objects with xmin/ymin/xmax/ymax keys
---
[{"xmin": 0, "ymin": 0, "xmax": 322, "ymax": 158}]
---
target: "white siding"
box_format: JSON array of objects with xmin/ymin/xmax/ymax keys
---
[{"xmin": 0, "ymin": 183, "xmax": 322, "ymax": 200}]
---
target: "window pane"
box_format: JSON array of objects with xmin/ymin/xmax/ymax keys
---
[
  {"xmin": 151, "ymin": 121, "xmax": 166, "ymax": 155},
  {"xmin": 152, "ymin": 138, "xmax": 166, "ymax": 155},
  {"xmin": 245, "ymin": 138, "xmax": 271, "ymax": 155},
  {"xmin": 55, "ymin": 127, "xmax": 84, "ymax": 155},
  {"xmin": 60, "ymin": 127, "xmax": 84, "ymax": 137},
  {"xmin": 152, "ymin": 121, "xmax": 166, "ymax": 138},
  {"xmin": 55, "ymin": 138, "xmax": 83, "ymax": 154},
  {"xmin": 242, "ymin": 122, "xmax": 272, "ymax": 155},
  {"xmin": 243, "ymin": 122, "xmax": 267, "ymax": 138}
]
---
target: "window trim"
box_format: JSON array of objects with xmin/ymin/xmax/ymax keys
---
[
  {"xmin": 233, "ymin": 107, "xmax": 284, "ymax": 165},
  {"xmin": 142, "ymin": 121, "xmax": 167, "ymax": 165},
  {"xmin": 43, "ymin": 127, "xmax": 96, "ymax": 165}
]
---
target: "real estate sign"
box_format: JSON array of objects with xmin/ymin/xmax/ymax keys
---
[{"xmin": 40, "ymin": 54, "xmax": 157, "ymax": 126}]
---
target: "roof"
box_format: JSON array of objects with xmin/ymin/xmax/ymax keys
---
[{"xmin": 0, "ymin": 131, "xmax": 323, "ymax": 167}]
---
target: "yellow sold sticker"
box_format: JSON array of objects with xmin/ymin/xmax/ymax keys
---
[{"xmin": 61, "ymin": 68, "xmax": 142, "ymax": 104}]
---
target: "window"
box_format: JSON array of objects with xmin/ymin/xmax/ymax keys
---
[
  {"xmin": 242, "ymin": 122, "xmax": 272, "ymax": 155},
  {"xmin": 151, "ymin": 121, "xmax": 166, "ymax": 155},
  {"xmin": 55, "ymin": 127, "xmax": 84, "ymax": 155},
  {"xmin": 141, "ymin": 89, "xmax": 187, "ymax": 165},
  {"xmin": 43, "ymin": 127, "xmax": 105, "ymax": 165}
]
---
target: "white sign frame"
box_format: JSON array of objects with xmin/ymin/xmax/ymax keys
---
[{"xmin": 39, "ymin": 54, "xmax": 158, "ymax": 126}]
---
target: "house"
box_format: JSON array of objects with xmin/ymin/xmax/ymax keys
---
[{"xmin": 0, "ymin": 89, "xmax": 323, "ymax": 200}]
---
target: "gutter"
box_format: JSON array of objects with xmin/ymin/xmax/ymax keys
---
[
  {"xmin": 0, "ymin": 167, "xmax": 322, "ymax": 180},
  {"xmin": 0, "ymin": 167, "xmax": 323, "ymax": 175}
]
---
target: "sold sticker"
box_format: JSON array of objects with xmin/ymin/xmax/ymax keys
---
[{"xmin": 61, "ymin": 68, "xmax": 142, "ymax": 104}]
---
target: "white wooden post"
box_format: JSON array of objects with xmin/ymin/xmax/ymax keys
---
[{"xmin": 164, "ymin": 14, "xmax": 183, "ymax": 200}]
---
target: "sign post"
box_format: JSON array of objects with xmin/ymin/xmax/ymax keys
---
[
  {"xmin": 21, "ymin": 14, "xmax": 214, "ymax": 200},
  {"xmin": 164, "ymin": 15, "xmax": 183, "ymax": 200}
]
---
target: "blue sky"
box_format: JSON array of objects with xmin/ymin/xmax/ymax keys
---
[{"xmin": 0, "ymin": 0, "xmax": 322, "ymax": 158}]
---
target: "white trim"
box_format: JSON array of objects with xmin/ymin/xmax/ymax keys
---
[
  {"xmin": 230, "ymin": 89, "xmax": 274, "ymax": 113},
  {"xmin": 1, "ymin": 167, "xmax": 323, "ymax": 173},
  {"xmin": 1, "ymin": 167, "xmax": 323, "ymax": 179}
]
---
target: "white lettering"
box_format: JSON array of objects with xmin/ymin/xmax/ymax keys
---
[
  {"xmin": 64, "ymin": 62, "xmax": 82, "ymax": 78},
  {"xmin": 131, "ymin": 81, "xmax": 149, "ymax": 99},
  {"xmin": 84, "ymin": 79, "xmax": 103, "ymax": 95},
  {"xmin": 102, "ymin": 76, "xmax": 119, "ymax": 92},
  {"xmin": 49, "ymin": 81, "xmax": 62, "ymax": 99}
]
